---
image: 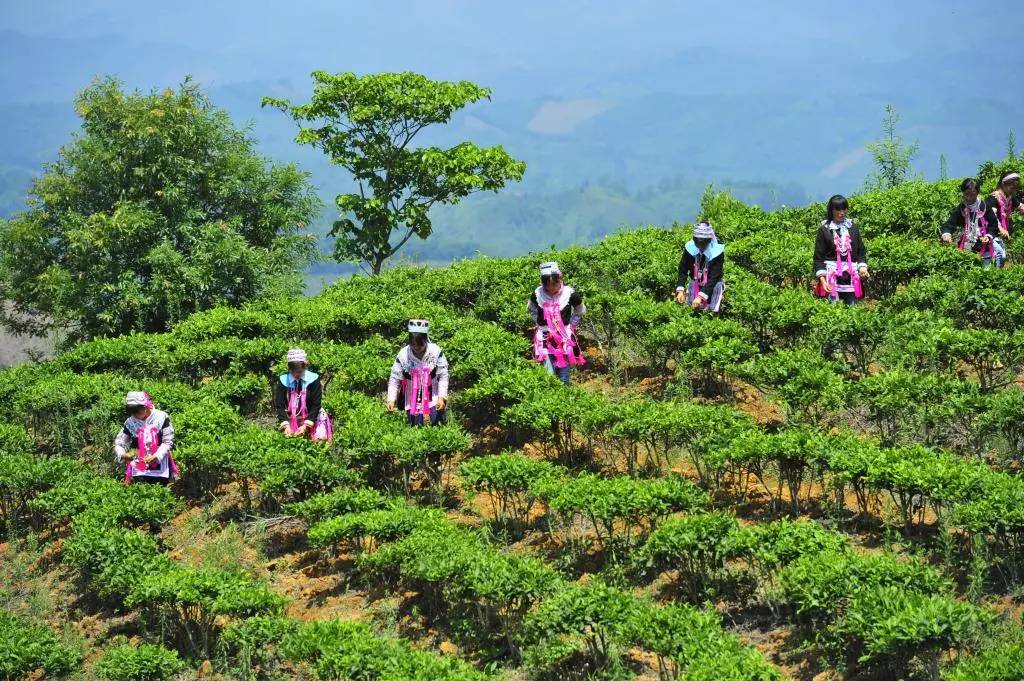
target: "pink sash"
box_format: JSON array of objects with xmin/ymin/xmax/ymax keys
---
[
  {"xmin": 287, "ymin": 387, "xmax": 307, "ymax": 434},
  {"xmin": 995, "ymin": 194, "xmax": 1012, "ymax": 234},
  {"xmin": 536, "ymin": 300, "xmax": 585, "ymax": 369},
  {"xmin": 817, "ymin": 227, "xmax": 862, "ymax": 300},
  {"xmin": 124, "ymin": 421, "xmax": 178, "ymax": 484},
  {"xmin": 403, "ymin": 365, "xmax": 432, "ymax": 416}
]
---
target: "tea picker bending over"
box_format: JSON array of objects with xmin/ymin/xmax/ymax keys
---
[
  {"xmin": 675, "ymin": 221, "xmax": 725, "ymax": 312},
  {"xmin": 528, "ymin": 261, "xmax": 585, "ymax": 385},
  {"xmin": 275, "ymin": 348, "xmax": 333, "ymax": 442},
  {"xmin": 814, "ymin": 194, "xmax": 869, "ymax": 305},
  {"xmin": 387, "ymin": 319, "xmax": 450, "ymax": 427},
  {"xmin": 114, "ymin": 391, "xmax": 178, "ymax": 486}
]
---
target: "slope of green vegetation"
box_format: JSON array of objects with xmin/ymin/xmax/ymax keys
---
[{"xmin": 3, "ymin": 166, "xmax": 1024, "ymax": 680}]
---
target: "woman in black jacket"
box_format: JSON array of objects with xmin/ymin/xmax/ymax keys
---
[
  {"xmin": 941, "ymin": 178, "xmax": 998, "ymax": 266},
  {"xmin": 274, "ymin": 347, "xmax": 324, "ymax": 438},
  {"xmin": 813, "ymin": 194, "xmax": 869, "ymax": 305},
  {"xmin": 675, "ymin": 221, "xmax": 725, "ymax": 312}
]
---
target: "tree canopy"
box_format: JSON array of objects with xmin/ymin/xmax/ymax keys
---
[
  {"xmin": 0, "ymin": 77, "xmax": 320, "ymax": 347},
  {"xmin": 264, "ymin": 71, "xmax": 526, "ymax": 274}
]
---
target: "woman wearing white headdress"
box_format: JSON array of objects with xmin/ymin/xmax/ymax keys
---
[
  {"xmin": 387, "ymin": 319, "xmax": 450, "ymax": 427},
  {"xmin": 527, "ymin": 261, "xmax": 585, "ymax": 385},
  {"xmin": 675, "ymin": 222, "xmax": 725, "ymax": 312},
  {"xmin": 114, "ymin": 391, "xmax": 177, "ymax": 485},
  {"xmin": 985, "ymin": 170, "xmax": 1024, "ymax": 267},
  {"xmin": 274, "ymin": 347, "xmax": 328, "ymax": 439}
]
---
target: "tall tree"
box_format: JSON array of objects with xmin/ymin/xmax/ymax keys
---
[
  {"xmin": 0, "ymin": 78, "xmax": 320, "ymax": 348},
  {"xmin": 264, "ymin": 71, "xmax": 526, "ymax": 274},
  {"xmin": 863, "ymin": 104, "xmax": 920, "ymax": 191}
]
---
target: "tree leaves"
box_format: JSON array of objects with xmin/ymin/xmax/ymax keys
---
[
  {"xmin": 265, "ymin": 71, "xmax": 525, "ymax": 273},
  {"xmin": 0, "ymin": 78, "xmax": 319, "ymax": 346}
]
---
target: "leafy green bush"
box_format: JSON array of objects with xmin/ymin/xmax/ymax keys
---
[
  {"xmin": 534, "ymin": 473, "xmax": 709, "ymax": 553},
  {"xmin": 360, "ymin": 520, "xmax": 559, "ymax": 655},
  {"xmin": 286, "ymin": 487, "xmax": 390, "ymax": 522},
  {"xmin": 639, "ymin": 314, "xmax": 757, "ymax": 396},
  {"xmin": 500, "ymin": 386, "xmax": 611, "ymax": 463},
  {"xmin": 626, "ymin": 602, "xmax": 783, "ymax": 681},
  {"xmin": 219, "ymin": 616, "xmax": 299, "ymax": 681},
  {"xmin": 735, "ymin": 349, "xmax": 845, "ymax": 424},
  {"xmin": 727, "ymin": 229, "xmax": 814, "ymax": 288},
  {"xmin": 0, "ymin": 611, "xmax": 81, "ymax": 679},
  {"xmin": 126, "ymin": 565, "xmax": 285, "ymax": 657},
  {"xmin": 725, "ymin": 428, "xmax": 825, "ymax": 514},
  {"xmin": 63, "ymin": 513, "xmax": 170, "ymax": 597},
  {"xmin": 944, "ymin": 641, "xmax": 1024, "ymax": 681},
  {"xmin": 779, "ymin": 548, "xmax": 953, "ymax": 626},
  {"xmin": 460, "ymin": 451, "xmax": 565, "ymax": 528},
  {"xmin": 281, "ymin": 619, "xmax": 491, "ymax": 681},
  {"xmin": 521, "ymin": 581, "xmax": 779, "ymax": 680},
  {"xmin": 458, "ymin": 364, "xmax": 561, "ymax": 428},
  {"xmin": 724, "ymin": 270, "xmax": 818, "ymax": 351},
  {"xmin": 307, "ymin": 503, "xmax": 447, "ymax": 551},
  {"xmin": 808, "ymin": 303, "xmax": 889, "ymax": 376},
  {"xmin": 521, "ymin": 581, "xmax": 641, "ymax": 674},
  {"xmin": 0, "ymin": 453, "xmax": 87, "ymax": 533},
  {"xmin": 32, "ymin": 476, "xmax": 181, "ymax": 528},
  {"xmin": 850, "ymin": 179, "xmax": 960, "ymax": 240},
  {"xmin": 637, "ymin": 512, "xmax": 744, "ymax": 598},
  {"xmin": 96, "ymin": 643, "xmax": 186, "ymax": 681},
  {"xmin": 741, "ymin": 518, "xmax": 847, "ymax": 577},
  {"xmin": 833, "ymin": 587, "xmax": 993, "ymax": 674}
]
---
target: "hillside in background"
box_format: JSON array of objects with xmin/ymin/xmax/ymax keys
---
[{"xmin": 4, "ymin": 172, "xmax": 1024, "ymax": 679}]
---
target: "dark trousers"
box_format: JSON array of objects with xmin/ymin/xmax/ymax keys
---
[
  {"xmin": 543, "ymin": 357, "xmax": 572, "ymax": 385},
  {"xmin": 408, "ymin": 408, "xmax": 447, "ymax": 427},
  {"xmin": 832, "ymin": 291, "xmax": 857, "ymax": 306},
  {"xmin": 132, "ymin": 475, "xmax": 170, "ymax": 486}
]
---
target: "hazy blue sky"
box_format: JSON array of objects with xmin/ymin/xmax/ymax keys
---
[{"xmin": 1, "ymin": 1, "xmax": 1011, "ymax": 99}]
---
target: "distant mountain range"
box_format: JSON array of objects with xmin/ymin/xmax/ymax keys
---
[{"xmin": 0, "ymin": 21, "xmax": 1020, "ymax": 269}]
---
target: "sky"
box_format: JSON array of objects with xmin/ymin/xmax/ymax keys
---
[{"xmin": 1, "ymin": 1, "xmax": 1008, "ymax": 99}]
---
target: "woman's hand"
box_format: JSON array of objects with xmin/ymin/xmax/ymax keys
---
[
  {"xmin": 941, "ymin": 233, "xmax": 952, "ymax": 244},
  {"xmin": 436, "ymin": 397, "xmax": 447, "ymax": 412},
  {"xmin": 386, "ymin": 400, "xmax": 396, "ymax": 413},
  {"xmin": 674, "ymin": 289, "xmax": 687, "ymax": 305},
  {"xmin": 690, "ymin": 296, "xmax": 704, "ymax": 310},
  {"xmin": 818, "ymin": 276, "xmax": 831, "ymax": 295},
  {"xmin": 858, "ymin": 267, "xmax": 870, "ymax": 279}
]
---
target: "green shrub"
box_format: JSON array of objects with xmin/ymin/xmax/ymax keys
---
[
  {"xmin": 637, "ymin": 512, "xmax": 744, "ymax": 597},
  {"xmin": 461, "ymin": 451, "xmax": 565, "ymax": 527},
  {"xmin": 0, "ymin": 611, "xmax": 81, "ymax": 679},
  {"xmin": 96, "ymin": 643, "xmax": 186, "ymax": 681}
]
